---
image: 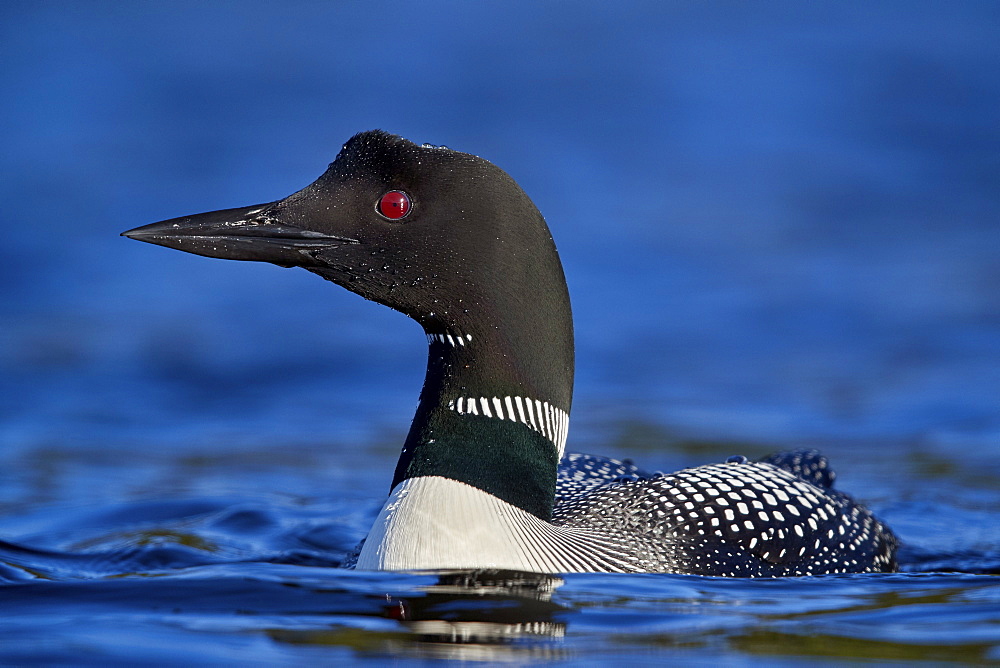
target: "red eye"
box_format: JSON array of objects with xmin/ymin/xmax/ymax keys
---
[{"xmin": 378, "ymin": 190, "xmax": 411, "ymax": 220}]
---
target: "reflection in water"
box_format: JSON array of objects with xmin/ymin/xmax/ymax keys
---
[{"xmin": 272, "ymin": 570, "xmax": 569, "ymax": 661}]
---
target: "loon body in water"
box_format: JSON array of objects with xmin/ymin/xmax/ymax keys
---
[{"xmin": 123, "ymin": 130, "xmax": 897, "ymax": 576}]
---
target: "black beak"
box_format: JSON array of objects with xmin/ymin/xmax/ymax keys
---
[{"xmin": 122, "ymin": 203, "xmax": 359, "ymax": 267}]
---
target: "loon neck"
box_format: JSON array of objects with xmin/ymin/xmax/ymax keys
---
[{"xmin": 391, "ymin": 306, "xmax": 574, "ymax": 521}]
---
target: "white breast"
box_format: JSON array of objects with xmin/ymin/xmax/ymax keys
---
[{"xmin": 355, "ymin": 475, "xmax": 634, "ymax": 572}]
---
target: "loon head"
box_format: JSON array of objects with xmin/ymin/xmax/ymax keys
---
[
  {"xmin": 124, "ymin": 130, "xmax": 573, "ymax": 519},
  {"xmin": 124, "ymin": 130, "xmax": 570, "ymax": 352}
]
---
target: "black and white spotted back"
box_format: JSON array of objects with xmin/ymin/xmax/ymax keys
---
[
  {"xmin": 555, "ymin": 453, "xmax": 654, "ymax": 503},
  {"xmin": 553, "ymin": 450, "xmax": 896, "ymax": 576}
]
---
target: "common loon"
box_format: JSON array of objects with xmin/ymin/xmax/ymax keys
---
[{"xmin": 123, "ymin": 130, "xmax": 897, "ymax": 576}]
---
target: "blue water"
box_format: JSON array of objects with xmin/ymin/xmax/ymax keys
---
[{"xmin": 2, "ymin": 2, "xmax": 999, "ymax": 664}]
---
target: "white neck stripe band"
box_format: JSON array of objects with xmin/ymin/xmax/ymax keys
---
[
  {"xmin": 447, "ymin": 395, "xmax": 569, "ymax": 458},
  {"xmin": 426, "ymin": 331, "xmax": 473, "ymax": 346}
]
